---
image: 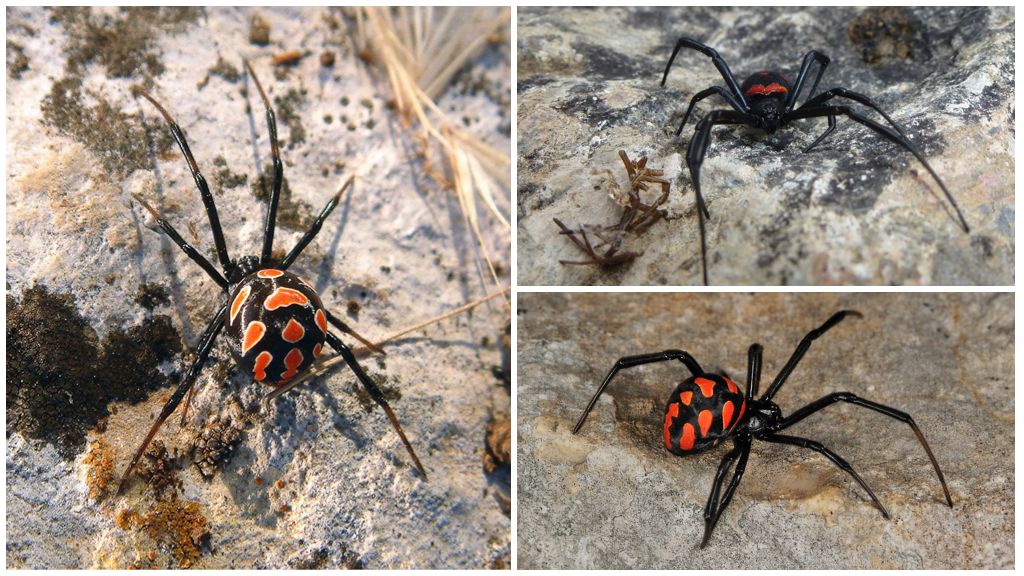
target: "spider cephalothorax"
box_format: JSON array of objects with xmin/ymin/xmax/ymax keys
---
[
  {"xmin": 574, "ymin": 311, "xmax": 953, "ymax": 548},
  {"xmin": 661, "ymin": 37, "xmax": 971, "ymax": 285},
  {"xmin": 120, "ymin": 60, "xmax": 426, "ymax": 492}
]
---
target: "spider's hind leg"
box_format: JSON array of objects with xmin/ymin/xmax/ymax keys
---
[{"xmin": 118, "ymin": 304, "xmax": 227, "ymax": 493}]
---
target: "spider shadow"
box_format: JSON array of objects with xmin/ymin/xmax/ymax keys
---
[{"xmin": 136, "ymin": 108, "xmax": 198, "ymax": 342}]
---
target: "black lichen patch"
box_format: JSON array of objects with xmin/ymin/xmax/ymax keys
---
[
  {"xmin": 273, "ymin": 87, "xmax": 309, "ymax": 149},
  {"xmin": 136, "ymin": 440, "xmax": 183, "ymax": 500},
  {"xmin": 353, "ymin": 373, "xmax": 402, "ymax": 414},
  {"xmin": 517, "ymin": 75, "xmax": 555, "ymax": 94},
  {"xmin": 208, "ymin": 55, "xmax": 241, "ymax": 83},
  {"xmin": 250, "ymin": 162, "xmax": 315, "ymax": 231},
  {"xmin": 135, "ymin": 282, "xmax": 171, "ymax": 310},
  {"xmin": 7, "ymin": 40, "xmax": 30, "ymax": 79},
  {"xmin": 7, "ymin": 285, "xmax": 182, "ymax": 459},
  {"xmin": 49, "ymin": 7, "xmax": 201, "ymax": 79},
  {"xmin": 571, "ymin": 41, "xmax": 648, "ymax": 81},
  {"xmin": 847, "ymin": 7, "xmax": 922, "ymax": 65},
  {"xmin": 212, "ymin": 155, "xmax": 248, "ymax": 190},
  {"xmin": 40, "ymin": 76, "xmax": 176, "ymax": 179}
]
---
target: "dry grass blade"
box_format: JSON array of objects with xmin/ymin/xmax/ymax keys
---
[
  {"xmin": 262, "ymin": 287, "xmax": 510, "ymax": 404},
  {"xmin": 348, "ymin": 7, "xmax": 511, "ymax": 298}
]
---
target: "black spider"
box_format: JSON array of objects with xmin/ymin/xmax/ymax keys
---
[
  {"xmin": 119, "ymin": 61, "xmax": 426, "ymax": 492},
  {"xmin": 661, "ymin": 37, "xmax": 970, "ymax": 285},
  {"xmin": 573, "ymin": 310, "xmax": 953, "ymax": 548}
]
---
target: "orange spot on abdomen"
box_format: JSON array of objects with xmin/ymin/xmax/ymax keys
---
[
  {"xmin": 725, "ymin": 378, "xmax": 738, "ymax": 394},
  {"xmin": 281, "ymin": 348, "xmax": 304, "ymax": 381},
  {"xmin": 695, "ymin": 377, "xmax": 716, "ymax": 398},
  {"xmin": 230, "ymin": 286, "xmax": 251, "ymax": 324},
  {"xmin": 722, "ymin": 400, "xmax": 735, "ymax": 430},
  {"xmin": 257, "ymin": 269, "xmax": 284, "ymax": 278},
  {"xmin": 281, "ymin": 318, "xmax": 305, "ymax": 343},
  {"xmin": 242, "ymin": 321, "xmax": 266, "ymax": 355},
  {"xmin": 680, "ymin": 423, "xmax": 695, "ymax": 451},
  {"xmin": 253, "ymin": 351, "xmax": 272, "ymax": 381},
  {"xmin": 680, "ymin": 390, "xmax": 694, "ymax": 406},
  {"xmin": 264, "ymin": 287, "xmax": 310, "ymax": 310},
  {"xmin": 664, "ymin": 403, "xmax": 680, "ymax": 449},
  {"xmin": 314, "ymin": 308, "xmax": 327, "ymax": 334},
  {"xmin": 745, "ymin": 82, "xmax": 788, "ymax": 97},
  {"xmin": 697, "ymin": 410, "xmax": 713, "ymax": 437}
]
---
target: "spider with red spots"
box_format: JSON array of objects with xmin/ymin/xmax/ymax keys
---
[
  {"xmin": 572, "ymin": 310, "xmax": 953, "ymax": 548},
  {"xmin": 119, "ymin": 61, "xmax": 426, "ymax": 492},
  {"xmin": 660, "ymin": 37, "xmax": 970, "ymax": 285}
]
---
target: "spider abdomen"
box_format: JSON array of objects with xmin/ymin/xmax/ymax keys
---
[
  {"xmin": 225, "ymin": 268, "xmax": 327, "ymax": 383},
  {"xmin": 663, "ymin": 374, "xmax": 746, "ymax": 456},
  {"xmin": 741, "ymin": 71, "xmax": 791, "ymax": 98}
]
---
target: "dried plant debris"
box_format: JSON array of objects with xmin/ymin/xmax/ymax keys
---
[
  {"xmin": 135, "ymin": 440, "xmax": 182, "ymax": 500},
  {"xmin": 553, "ymin": 150, "xmax": 671, "ymax": 267},
  {"xmin": 483, "ymin": 418, "xmax": 510, "ymax": 473},
  {"xmin": 191, "ymin": 416, "xmax": 244, "ymax": 479}
]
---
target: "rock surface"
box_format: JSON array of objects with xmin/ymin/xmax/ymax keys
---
[
  {"xmin": 517, "ymin": 7, "xmax": 1013, "ymax": 285},
  {"xmin": 517, "ymin": 293, "xmax": 1013, "ymax": 568},
  {"xmin": 7, "ymin": 7, "xmax": 510, "ymax": 569}
]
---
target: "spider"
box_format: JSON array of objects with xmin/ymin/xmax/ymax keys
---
[
  {"xmin": 572, "ymin": 310, "xmax": 953, "ymax": 548},
  {"xmin": 118, "ymin": 61, "xmax": 426, "ymax": 492},
  {"xmin": 660, "ymin": 37, "xmax": 971, "ymax": 285}
]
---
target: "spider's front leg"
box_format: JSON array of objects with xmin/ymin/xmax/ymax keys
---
[
  {"xmin": 118, "ymin": 304, "xmax": 228, "ymax": 493},
  {"xmin": 700, "ymin": 438, "xmax": 751, "ymax": 548}
]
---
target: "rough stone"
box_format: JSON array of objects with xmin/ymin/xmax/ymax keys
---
[
  {"xmin": 6, "ymin": 7, "xmax": 510, "ymax": 569},
  {"xmin": 517, "ymin": 7, "xmax": 1013, "ymax": 285},
  {"xmin": 517, "ymin": 293, "xmax": 1013, "ymax": 568}
]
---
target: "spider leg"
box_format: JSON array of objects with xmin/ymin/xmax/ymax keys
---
[
  {"xmin": 661, "ymin": 37, "xmax": 749, "ymax": 109},
  {"xmin": 773, "ymin": 392, "xmax": 953, "ymax": 507},
  {"xmin": 118, "ymin": 304, "xmax": 227, "ymax": 494},
  {"xmin": 687, "ymin": 109, "xmax": 756, "ymax": 285},
  {"xmin": 132, "ymin": 194, "xmax": 229, "ymax": 290},
  {"xmin": 675, "ymin": 86, "xmax": 746, "ymax": 136},
  {"xmin": 573, "ymin": 351, "xmax": 705, "ymax": 434},
  {"xmin": 281, "ymin": 176, "xmax": 354, "ymax": 269},
  {"xmin": 784, "ymin": 50, "xmax": 831, "ymax": 112},
  {"xmin": 244, "ymin": 60, "xmax": 285, "ymax": 265},
  {"xmin": 796, "ymin": 88, "xmax": 908, "ymax": 139},
  {"xmin": 326, "ymin": 331, "xmax": 428, "ymax": 480},
  {"xmin": 701, "ymin": 438, "xmax": 752, "ymax": 548},
  {"xmin": 134, "ymin": 90, "xmax": 233, "ymax": 273},
  {"xmin": 787, "ymin": 104, "xmax": 970, "ymax": 233},
  {"xmin": 760, "ymin": 310, "xmax": 861, "ymax": 402},
  {"xmin": 325, "ymin": 309, "xmax": 385, "ymax": 355},
  {"xmin": 745, "ymin": 343, "xmax": 763, "ymax": 401},
  {"xmin": 801, "ymin": 110, "xmax": 837, "ymax": 153},
  {"xmin": 760, "ymin": 433, "xmax": 890, "ymax": 518}
]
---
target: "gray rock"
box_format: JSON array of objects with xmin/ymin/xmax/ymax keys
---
[
  {"xmin": 6, "ymin": 7, "xmax": 509, "ymax": 569},
  {"xmin": 517, "ymin": 293, "xmax": 1012, "ymax": 568},
  {"xmin": 517, "ymin": 7, "xmax": 1013, "ymax": 285}
]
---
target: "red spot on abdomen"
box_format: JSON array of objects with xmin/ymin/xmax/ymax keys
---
[
  {"xmin": 230, "ymin": 286, "xmax": 251, "ymax": 324},
  {"xmin": 265, "ymin": 287, "xmax": 310, "ymax": 310},
  {"xmin": 257, "ymin": 269, "xmax": 284, "ymax": 278},
  {"xmin": 725, "ymin": 378, "xmax": 738, "ymax": 394},
  {"xmin": 253, "ymin": 351, "xmax": 272, "ymax": 381},
  {"xmin": 281, "ymin": 318, "xmax": 305, "ymax": 343},
  {"xmin": 242, "ymin": 321, "xmax": 266, "ymax": 354},
  {"xmin": 722, "ymin": 400, "xmax": 735, "ymax": 430},
  {"xmin": 695, "ymin": 377, "xmax": 716, "ymax": 398},
  {"xmin": 315, "ymin": 309, "xmax": 327, "ymax": 334},
  {"xmin": 697, "ymin": 409, "xmax": 713, "ymax": 437},
  {"xmin": 744, "ymin": 82, "xmax": 788, "ymax": 97},
  {"xmin": 680, "ymin": 423, "xmax": 695, "ymax": 451},
  {"xmin": 664, "ymin": 403, "xmax": 680, "ymax": 449},
  {"xmin": 281, "ymin": 348, "xmax": 304, "ymax": 381},
  {"xmin": 313, "ymin": 343, "xmax": 323, "ymax": 358},
  {"xmin": 680, "ymin": 390, "xmax": 694, "ymax": 406},
  {"xmin": 738, "ymin": 400, "xmax": 746, "ymax": 423}
]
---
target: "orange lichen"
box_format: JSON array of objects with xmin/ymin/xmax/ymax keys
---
[
  {"xmin": 82, "ymin": 438, "xmax": 114, "ymax": 499},
  {"xmin": 121, "ymin": 500, "xmax": 211, "ymax": 568}
]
